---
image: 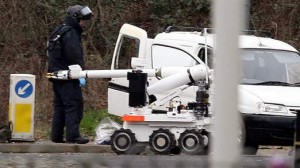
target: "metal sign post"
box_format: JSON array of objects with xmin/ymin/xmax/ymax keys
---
[{"xmin": 210, "ymin": 0, "xmax": 243, "ymax": 167}]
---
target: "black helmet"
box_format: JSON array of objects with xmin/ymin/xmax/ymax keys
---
[{"xmin": 67, "ymin": 5, "xmax": 92, "ymax": 20}]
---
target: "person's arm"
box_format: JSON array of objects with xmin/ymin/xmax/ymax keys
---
[{"xmin": 62, "ymin": 29, "xmax": 85, "ymax": 69}]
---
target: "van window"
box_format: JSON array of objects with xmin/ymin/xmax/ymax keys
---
[
  {"xmin": 114, "ymin": 37, "xmax": 139, "ymax": 69},
  {"xmin": 198, "ymin": 47, "xmax": 214, "ymax": 68},
  {"xmin": 241, "ymin": 49, "xmax": 300, "ymax": 84},
  {"xmin": 152, "ymin": 45, "xmax": 197, "ymax": 69}
]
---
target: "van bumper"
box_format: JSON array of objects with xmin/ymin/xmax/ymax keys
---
[{"xmin": 242, "ymin": 114, "xmax": 295, "ymax": 146}]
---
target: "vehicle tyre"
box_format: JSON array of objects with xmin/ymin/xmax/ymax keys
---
[
  {"xmin": 178, "ymin": 129, "xmax": 205, "ymax": 155},
  {"xmin": 239, "ymin": 115, "xmax": 258, "ymax": 155},
  {"xmin": 199, "ymin": 130, "xmax": 210, "ymax": 155},
  {"xmin": 149, "ymin": 128, "xmax": 176, "ymax": 154},
  {"xmin": 238, "ymin": 115, "xmax": 246, "ymax": 147},
  {"xmin": 110, "ymin": 128, "xmax": 137, "ymax": 155},
  {"xmin": 243, "ymin": 141, "xmax": 259, "ymax": 155}
]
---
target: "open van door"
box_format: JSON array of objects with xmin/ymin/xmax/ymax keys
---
[{"xmin": 108, "ymin": 24, "xmax": 149, "ymax": 116}]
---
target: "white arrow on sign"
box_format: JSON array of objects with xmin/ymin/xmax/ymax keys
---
[{"xmin": 18, "ymin": 83, "xmax": 31, "ymax": 95}]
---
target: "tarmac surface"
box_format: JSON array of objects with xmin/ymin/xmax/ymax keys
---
[
  {"xmin": 0, "ymin": 140, "xmax": 113, "ymax": 153},
  {"xmin": 0, "ymin": 141, "xmax": 294, "ymax": 167},
  {"xmin": 0, "ymin": 140, "xmax": 293, "ymax": 156}
]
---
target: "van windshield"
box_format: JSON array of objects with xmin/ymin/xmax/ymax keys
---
[{"xmin": 241, "ymin": 49, "xmax": 300, "ymax": 85}]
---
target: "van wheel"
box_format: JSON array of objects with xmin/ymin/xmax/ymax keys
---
[
  {"xmin": 243, "ymin": 141, "xmax": 259, "ymax": 155},
  {"xmin": 238, "ymin": 115, "xmax": 246, "ymax": 147},
  {"xmin": 239, "ymin": 116, "xmax": 258, "ymax": 155},
  {"xmin": 239, "ymin": 115, "xmax": 258, "ymax": 155}
]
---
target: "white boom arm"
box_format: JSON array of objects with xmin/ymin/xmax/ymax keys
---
[
  {"xmin": 46, "ymin": 65, "xmax": 157, "ymax": 79},
  {"xmin": 46, "ymin": 64, "xmax": 211, "ymax": 94},
  {"xmin": 147, "ymin": 64, "xmax": 209, "ymax": 94}
]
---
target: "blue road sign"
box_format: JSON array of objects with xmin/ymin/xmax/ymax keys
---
[{"xmin": 15, "ymin": 80, "xmax": 33, "ymax": 98}]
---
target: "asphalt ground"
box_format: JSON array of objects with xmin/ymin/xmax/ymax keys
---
[
  {"xmin": 0, "ymin": 141, "xmax": 294, "ymax": 168},
  {"xmin": 0, "ymin": 141, "xmax": 113, "ymax": 153},
  {"xmin": 0, "ymin": 153, "xmax": 293, "ymax": 168},
  {"xmin": 0, "ymin": 140, "xmax": 293, "ymax": 156}
]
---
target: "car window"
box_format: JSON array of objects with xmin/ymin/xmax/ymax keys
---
[{"xmin": 152, "ymin": 45, "xmax": 197, "ymax": 69}]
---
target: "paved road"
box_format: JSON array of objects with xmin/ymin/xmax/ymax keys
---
[
  {"xmin": 0, "ymin": 152, "xmax": 293, "ymax": 168},
  {"xmin": 0, "ymin": 153, "xmax": 292, "ymax": 168},
  {"xmin": 0, "ymin": 142, "xmax": 294, "ymax": 168}
]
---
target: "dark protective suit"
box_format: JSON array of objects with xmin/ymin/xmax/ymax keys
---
[{"xmin": 48, "ymin": 16, "xmax": 85, "ymax": 142}]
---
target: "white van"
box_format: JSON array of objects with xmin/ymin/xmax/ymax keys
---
[{"xmin": 108, "ymin": 24, "xmax": 300, "ymax": 154}]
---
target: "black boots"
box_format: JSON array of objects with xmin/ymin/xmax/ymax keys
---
[
  {"xmin": 66, "ymin": 137, "xmax": 89, "ymax": 144},
  {"xmin": 52, "ymin": 140, "xmax": 66, "ymax": 143}
]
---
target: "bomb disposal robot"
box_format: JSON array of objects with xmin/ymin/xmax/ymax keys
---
[{"xmin": 47, "ymin": 61, "xmax": 213, "ymax": 155}]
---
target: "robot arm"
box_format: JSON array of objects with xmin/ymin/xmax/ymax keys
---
[
  {"xmin": 46, "ymin": 64, "xmax": 212, "ymax": 94},
  {"xmin": 147, "ymin": 64, "xmax": 210, "ymax": 94},
  {"xmin": 147, "ymin": 64, "xmax": 212, "ymax": 114},
  {"xmin": 46, "ymin": 64, "xmax": 157, "ymax": 79},
  {"xmin": 47, "ymin": 63, "xmax": 212, "ymax": 116}
]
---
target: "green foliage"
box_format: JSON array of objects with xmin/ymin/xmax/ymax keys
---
[
  {"xmin": 146, "ymin": 0, "xmax": 211, "ymax": 29},
  {"xmin": 80, "ymin": 109, "xmax": 122, "ymax": 137}
]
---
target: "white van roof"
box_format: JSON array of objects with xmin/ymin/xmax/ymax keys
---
[
  {"xmin": 155, "ymin": 31, "xmax": 298, "ymax": 53},
  {"xmin": 155, "ymin": 32, "xmax": 214, "ymax": 47},
  {"xmin": 239, "ymin": 35, "xmax": 298, "ymax": 52}
]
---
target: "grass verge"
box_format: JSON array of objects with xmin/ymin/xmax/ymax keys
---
[
  {"xmin": 34, "ymin": 109, "xmax": 122, "ymax": 141},
  {"xmin": 80, "ymin": 109, "xmax": 122, "ymax": 139}
]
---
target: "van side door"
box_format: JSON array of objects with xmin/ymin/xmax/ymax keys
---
[{"xmin": 108, "ymin": 24, "xmax": 149, "ymax": 116}]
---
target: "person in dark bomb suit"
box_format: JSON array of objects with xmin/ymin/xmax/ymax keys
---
[{"xmin": 47, "ymin": 5, "xmax": 92, "ymax": 144}]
